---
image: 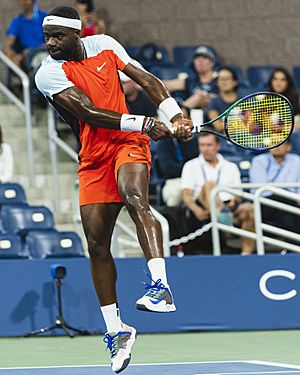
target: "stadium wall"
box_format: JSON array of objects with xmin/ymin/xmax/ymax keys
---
[
  {"xmin": 1, "ymin": 254, "xmax": 300, "ymax": 336},
  {"xmin": 1, "ymin": 0, "xmax": 300, "ymax": 70}
]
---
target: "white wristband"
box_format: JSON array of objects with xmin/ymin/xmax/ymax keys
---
[
  {"xmin": 159, "ymin": 97, "xmax": 183, "ymax": 121},
  {"xmin": 120, "ymin": 114, "xmax": 145, "ymax": 132}
]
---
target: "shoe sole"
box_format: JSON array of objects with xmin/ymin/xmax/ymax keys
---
[
  {"xmin": 136, "ymin": 303, "xmax": 176, "ymax": 313},
  {"xmin": 113, "ymin": 327, "xmax": 137, "ymax": 374}
]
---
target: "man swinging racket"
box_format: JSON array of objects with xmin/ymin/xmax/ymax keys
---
[{"xmin": 35, "ymin": 6, "xmax": 193, "ymax": 374}]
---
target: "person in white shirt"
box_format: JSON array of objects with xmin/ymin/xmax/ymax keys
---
[
  {"xmin": 181, "ymin": 133, "xmax": 253, "ymax": 254},
  {"xmin": 0, "ymin": 126, "xmax": 14, "ymax": 183}
]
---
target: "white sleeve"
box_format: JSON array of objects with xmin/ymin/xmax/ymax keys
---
[
  {"xmin": 35, "ymin": 63, "xmax": 74, "ymax": 100},
  {"xmin": 1, "ymin": 144, "xmax": 13, "ymax": 183},
  {"xmin": 87, "ymin": 34, "xmax": 131, "ymax": 67},
  {"xmin": 181, "ymin": 161, "xmax": 196, "ymax": 190}
]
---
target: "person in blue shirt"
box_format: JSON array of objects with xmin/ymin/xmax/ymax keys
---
[
  {"xmin": 236, "ymin": 138, "xmax": 300, "ymax": 254},
  {"xmin": 4, "ymin": 0, "xmax": 47, "ymax": 71}
]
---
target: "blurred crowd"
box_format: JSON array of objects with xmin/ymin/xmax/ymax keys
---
[{"xmin": 2, "ymin": 0, "xmax": 300, "ymax": 256}]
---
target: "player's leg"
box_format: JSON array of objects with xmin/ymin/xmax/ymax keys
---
[
  {"xmin": 80, "ymin": 203, "xmax": 136, "ymax": 373},
  {"xmin": 117, "ymin": 162, "xmax": 176, "ymax": 312}
]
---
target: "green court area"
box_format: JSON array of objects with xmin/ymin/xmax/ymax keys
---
[{"xmin": 0, "ymin": 330, "xmax": 299, "ymax": 368}]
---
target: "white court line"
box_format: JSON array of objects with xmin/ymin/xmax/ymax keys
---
[
  {"xmin": 247, "ymin": 361, "xmax": 300, "ymax": 370},
  {"xmin": 194, "ymin": 372, "xmax": 300, "ymax": 375},
  {"xmin": 0, "ymin": 361, "xmax": 255, "ymax": 370},
  {"xmin": 1, "ymin": 360, "xmax": 300, "ymax": 371}
]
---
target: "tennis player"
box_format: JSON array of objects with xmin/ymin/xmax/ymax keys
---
[{"xmin": 35, "ymin": 6, "xmax": 192, "ymax": 374}]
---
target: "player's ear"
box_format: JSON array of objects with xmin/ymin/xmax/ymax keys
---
[{"xmin": 74, "ymin": 31, "xmax": 81, "ymax": 40}]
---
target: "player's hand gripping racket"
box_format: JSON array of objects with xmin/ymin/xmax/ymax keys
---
[{"xmin": 172, "ymin": 92, "xmax": 294, "ymax": 150}]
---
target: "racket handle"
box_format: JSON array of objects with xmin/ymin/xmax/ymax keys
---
[{"xmin": 169, "ymin": 125, "xmax": 200, "ymax": 134}]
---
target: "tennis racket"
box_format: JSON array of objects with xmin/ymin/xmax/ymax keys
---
[{"xmin": 174, "ymin": 92, "xmax": 294, "ymax": 150}]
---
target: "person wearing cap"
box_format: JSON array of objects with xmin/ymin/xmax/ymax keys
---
[
  {"xmin": 164, "ymin": 45, "xmax": 219, "ymax": 112},
  {"xmin": 35, "ymin": 6, "xmax": 193, "ymax": 374}
]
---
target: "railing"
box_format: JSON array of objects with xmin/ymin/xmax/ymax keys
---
[
  {"xmin": 0, "ymin": 51, "xmax": 35, "ymax": 186},
  {"xmin": 210, "ymin": 183, "xmax": 300, "ymax": 255}
]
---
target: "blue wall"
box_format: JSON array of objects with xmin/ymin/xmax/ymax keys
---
[{"xmin": 1, "ymin": 254, "xmax": 300, "ymax": 336}]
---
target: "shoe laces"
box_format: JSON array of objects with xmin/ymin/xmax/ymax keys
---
[
  {"xmin": 143, "ymin": 272, "xmax": 169, "ymax": 299},
  {"xmin": 103, "ymin": 331, "xmax": 131, "ymax": 358}
]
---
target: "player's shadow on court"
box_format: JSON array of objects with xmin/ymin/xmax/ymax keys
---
[{"xmin": 10, "ymin": 290, "xmax": 40, "ymax": 329}]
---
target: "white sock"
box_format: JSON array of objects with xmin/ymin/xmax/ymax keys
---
[
  {"xmin": 147, "ymin": 258, "xmax": 168, "ymax": 285},
  {"xmin": 100, "ymin": 303, "xmax": 122, "ymax": 333}
]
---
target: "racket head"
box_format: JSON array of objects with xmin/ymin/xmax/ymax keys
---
[{"xmin": 224, "ymin": 92, "xmax": 294, "ymax": 150}]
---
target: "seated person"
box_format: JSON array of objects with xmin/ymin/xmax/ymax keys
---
[
  {"xmin": 75, "ymin": 0, "xmax": 106, "ymax": 37},
  {"xmin": 266, "ymin": 67, "xmax": 300, "ymax": 131},
  {"xmin": 161, "ymin": 133, "xmax": 252, "ymax": 255},
  {"xmin": 157, "ymin": 136, "xmax": 198, "ymax": 207},
  {"xmin": 164, "ymin": 46, "xmax": 219, "ymax": 112},
  {"xmin": 236, "ymin": 138, "xmax": 300, "ymax": 254},
  {"xmin": 3, "ymin": 0, "xmax": 47, "ymax": 72}
]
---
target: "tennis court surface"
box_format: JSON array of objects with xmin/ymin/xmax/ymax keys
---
[{"xmin": 2, "ymin": 361, "xmax": 300, "ymax": 375}]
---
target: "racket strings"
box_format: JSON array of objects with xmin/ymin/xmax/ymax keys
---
[{"xmin": 226, "ymin": 94, "xmax": 293, "ymax": 149}]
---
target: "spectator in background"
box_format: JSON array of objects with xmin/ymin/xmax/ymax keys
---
[
  {"xmin": 157, "ymin": 136, "xmax": 198, "ymax": 207},
  {"xmin": 235, "ymin": 138, "xmax": 300, "ymax": 255},
  {"xmin": 75, "ymin": 0, "xmax": 106, "ymax": 37},
  {"xmin": 119, "ymin": 72, "xmax": 157, "ymax": 117},
  {"xmin": 206, "ymin": 66, "xmax": 239, "ymax": 132},
  {"xmin": 181, "ymin": 133, "xmax": 254, "ymax": 255},
  {"xmin": 4, "ymin": 0, "xmax": 47, "ymax": 71},
  {"xmin": 164, "ymin": 46, "xmax": 218, "ymax": 113},
  {"xmin": 266, "ymin": 67, "xmax": 300, "ymax": 131},
  {"xmin": 0, "ymin": 126, "xmax": 14, "ymax": 183}
]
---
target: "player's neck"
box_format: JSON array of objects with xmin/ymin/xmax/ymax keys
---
[{"xmin": 68, "ymin": 42, "xmax": 86, "ymax": 62}]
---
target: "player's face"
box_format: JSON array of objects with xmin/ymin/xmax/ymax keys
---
[
  {"xmin": 271, "ymin": 72, "xmax": 288, "ymax": 93},
  {"xmin": 44, "ymin": 26, "xmax": 80, "ymax": 61},
  {"xmin": 198, "ymin": 135, "xmax": 220, "ymax": 162}
]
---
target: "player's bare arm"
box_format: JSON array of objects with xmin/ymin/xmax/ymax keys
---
[
  {"xmin": 123, "ymin": 62, "xmax": 193, "ymax": 140},
  {"xmin": 52, "ymin": 85, "xmax": 172, "ymax": 141}
]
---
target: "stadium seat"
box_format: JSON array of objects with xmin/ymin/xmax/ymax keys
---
[
  {"xmin": 247, "ymin": 65, "xmax": 276, "ymax": 88},
  {"xmin": 173, "ymin": 45, "xmax": 221, "ymax": 68},
  {"xmin": 0, "ymin": 233, "xmax": 28, "ymax": 259},
  {"xmin": 292, "ymin": 66, "xmax": 300, "ymax": 90},
  {"xmin": 126, "ymin": 44, "xmax": 170, "ymax": 68},
  {"xmin": 149, "ymin": 65, "xmax": 190, "ymax": 80},
  {"xmin": 26, "ymin": 230, "xmax": 85, "ymax": 259},
  {"xmin": 0, "ymin": 205, "xmax": 55, "ymax": 236},
  {"xmin": 0, "ymin": 183, "xmax": 27, "ymax": 207}
]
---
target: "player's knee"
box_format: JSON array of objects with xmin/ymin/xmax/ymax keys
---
[
  {"xmin": 123, "ymin": 192, "xmax": 148, "ymax": 214},
  {"xmin": 87, "ymin": 235, "xmax": 110, "ymax": 258}
]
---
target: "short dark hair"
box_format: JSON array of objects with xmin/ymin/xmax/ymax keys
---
[
  {"xmin": 198, "ymin": 132, "xmax": 220, "ymax": 143},
  {"xmin": 48, "ymin": 6, "xmax": 80, "ymax": 19}
]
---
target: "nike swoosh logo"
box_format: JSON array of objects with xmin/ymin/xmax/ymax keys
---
[
  {"xmin": 149, "ymin": 296, "xmax": 166, "ymax": 305},
  {"xmin": 128, "ymin": 153, "xmax": 140, "ymax": 157},
  {"xmin": 125, "ymin": 117, "xmax": 136, "ymax": 122},
  {"xmin": 97, "ymin": 62, "xmax": 106, "ymax": 72}
]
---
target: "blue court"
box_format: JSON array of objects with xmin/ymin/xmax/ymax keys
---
[{"xmin": 1, "ymin": 361, "xmax": 300, "ymax": 375}]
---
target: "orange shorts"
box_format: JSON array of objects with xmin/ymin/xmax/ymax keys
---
[{"xmin": 78, "ymin": 140, "xmax": 152, "ymax": 205}]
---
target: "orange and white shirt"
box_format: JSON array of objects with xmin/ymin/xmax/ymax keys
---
[{"xmin": 35, "ymin": 34, "xmax": 149, "ymax": 170}]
